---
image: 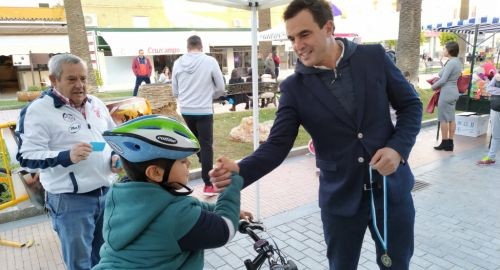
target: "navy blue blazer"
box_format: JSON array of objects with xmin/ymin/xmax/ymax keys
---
[{"xmin": 238, "ymin": 43, "xmax": 422, "ymax": 216}]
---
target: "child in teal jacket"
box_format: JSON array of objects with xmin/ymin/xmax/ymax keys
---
[{"xmin": 93, "ymin": 115, "xmax": 249, "ymax": 270}]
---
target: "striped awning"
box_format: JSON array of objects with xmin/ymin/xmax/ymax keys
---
[{"xmin": 424, "ymin": 16, "xmax": 500, "ymax": 34}]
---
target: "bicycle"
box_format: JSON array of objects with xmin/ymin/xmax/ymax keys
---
[{"xmin": 239, "ymin": 219, "xmax": 298, "ymax": 270}]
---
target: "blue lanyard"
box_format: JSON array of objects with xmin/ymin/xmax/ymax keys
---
[{"xmin": 368, "ymin": 166, "xmax": 388, "ymax": 253}]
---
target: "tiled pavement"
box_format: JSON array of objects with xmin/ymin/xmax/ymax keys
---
[
  {"xmin": 1, "ymin": 124, "xmax": 499, "ymax": 269},
  {"xmin": 203, "ymin": 144, "xmax": 500, "ymax": 270}
]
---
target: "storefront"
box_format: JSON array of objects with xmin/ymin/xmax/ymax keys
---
[
  {"xmin": 0, "ymin": 27, "xmax": 255, "ymax": 93},
  {"xmin": 95, "ymin": 28, "xmax": 253, "ymax": 90},
  {"xmin": 0, "ymin": 34, "xmax": 69, "ymax": 94}
]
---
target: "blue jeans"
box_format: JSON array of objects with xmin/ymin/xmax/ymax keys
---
[
  {"xmin": 133, "ymin": 76, "xmax": 151, "ymax": 96},
  {"xmin": 487, "ymin": 109, "xmax": 500, "ymax": 160},
  {"xmin": 46, "ymin": 188, "xmax": 108, "ymax": 270}
]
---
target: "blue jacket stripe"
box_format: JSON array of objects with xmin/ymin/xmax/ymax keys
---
[
  {"xmin": 16, "ymin": 101, "xmax": 73, "ymax": 169},
  {"xmin": 69, "ymin": 172, "xmax": 78, "ymax": 193}
]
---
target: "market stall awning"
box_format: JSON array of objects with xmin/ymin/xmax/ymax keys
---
[
  {"xmin": 258, "ymin": 24, "xmax": 359, "ymax": 41},
  {"xmin": 98, "ymin": 30, "xmax": 252, "ymax": 57},
  {"xmin": 424, "ymin": 16, "xmax": 500, "ymax": 34},
  {"xmin": 0, "ymin": 35, "xmax": 69, "ymax": 55},
  {"xmin": 423, "ymin": 16, "xmax": 500, "ymax": 113}
]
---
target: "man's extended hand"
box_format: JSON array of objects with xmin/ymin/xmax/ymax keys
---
[
  {"xmin": 369, "ymin": 147, "xmax": 402, "ymax": 176},
  {"xmin": 209, "ymin": 156, "xmax": 239, "ymax": 192},
  {"xmin": 70, "ymin": 142, "xmax": 92, "ymax": 164}
]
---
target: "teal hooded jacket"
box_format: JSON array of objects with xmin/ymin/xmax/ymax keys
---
[{"xmin": 93, "ymin": 174, "xmax": 243, "ymax": 270}]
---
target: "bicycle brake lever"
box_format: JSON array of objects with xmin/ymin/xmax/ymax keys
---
[{"xmin": 248, "ymin": 222, "xmax": 265, "ymax": 232}]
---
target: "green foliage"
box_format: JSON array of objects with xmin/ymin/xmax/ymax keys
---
[
  {"xmin": 0, "ymin": 182, "xmax": 12, "ymax": 203},
  {"xmin": 27, "ymin": 85, "xmax": 41, "ymax": 92},
  {"xmin": 439, "ymin": 32, "xmax": 458, "ymax": 46},
  {"xmin": 420, "ymin": 31, "xmax": 428, "ymax": 45},
  {"xmin": 94, "ymin": 70, "xmax": 104, "ymax": 87},
  {"xmin": 385, "ymin": 40, "xmax": 397, "ymax": 49}
]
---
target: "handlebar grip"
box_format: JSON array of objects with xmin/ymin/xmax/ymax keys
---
[
  {"xmin": 239, "ymin": 219, "xmax": 250, "ymax": 234},
  {"xmin": 239, "ymin": 219, "xmax": 265, "ymax": 234}
]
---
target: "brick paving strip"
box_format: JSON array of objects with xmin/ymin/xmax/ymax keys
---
[{"xmin": 1, "ymin": 125, "xmax": 499, "ymax": 269}]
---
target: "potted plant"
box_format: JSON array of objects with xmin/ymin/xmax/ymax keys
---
[{"xmin": 17, "ymin": 85, "xmax": 43, "ymax": 102}]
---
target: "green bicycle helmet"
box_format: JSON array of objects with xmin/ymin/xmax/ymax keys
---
[{"xmin": 102, "ymin": 115, "xmax": 199, "ymax": 163}]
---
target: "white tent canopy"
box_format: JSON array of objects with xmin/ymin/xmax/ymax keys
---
[
  {"xmin": 188, "ymin": 0, "xmax": 290, "ymax": 10},
  {"xmin": 259, "ymin": 23, "xmax": 360, "ymax": 42},
  {"xmin": 187, "ymin": 0, "xmax": 291, "ymax": 220}
]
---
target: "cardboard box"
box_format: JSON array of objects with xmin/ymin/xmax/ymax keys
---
[{"xmin": 455, "ymin": 112, "xmax": 489, "ymax": 137}]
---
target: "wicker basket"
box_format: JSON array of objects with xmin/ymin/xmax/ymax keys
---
[{"xmin": 138, "ymin": 83, "xmax": 180, "ymax": 119}]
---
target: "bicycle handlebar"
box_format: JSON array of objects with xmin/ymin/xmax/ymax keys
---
[{"xmin": 239, "ymin": 220, "xmax": 298, "ymax": 270}]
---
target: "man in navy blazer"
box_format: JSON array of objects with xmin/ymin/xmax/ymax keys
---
[{"xmin": 210, "ymin": 1, "xmax": 422, "ymax": 269}]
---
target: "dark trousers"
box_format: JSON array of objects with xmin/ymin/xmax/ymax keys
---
[
  {"xmin": 182, "ymin": 114, "xmax": 214, "ymax": 185},
  {"xmin": 321, "ymin": 189, "xmax": 415, "ymax": 270},
  {"xmin": 133, "ymin": 76, "xmax": 151, "ymax": 96}
]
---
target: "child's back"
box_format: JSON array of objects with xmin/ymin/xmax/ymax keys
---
[
  {"xmin": 94, "ymin": 175, "xmax": 242, "ymax": 270},
  {"xmin": 94, "ymin": 115, "xmax": 243, "ymax": 270}
]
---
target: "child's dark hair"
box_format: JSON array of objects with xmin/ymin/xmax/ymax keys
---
[{"xmin": 120, "ymin": 157, "xmax": 175, "ymax": 182}]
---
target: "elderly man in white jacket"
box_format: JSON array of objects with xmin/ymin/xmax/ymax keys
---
[{"xmin": 15, "ymin": 53, "xmax": 121, "ymax": 270}]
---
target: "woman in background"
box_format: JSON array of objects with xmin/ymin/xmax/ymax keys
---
[
  {"xmin": 158, "ymin": 66, "xmax": 171, "ymax": 83},
  {"xmin": 431, "ymin": 41, "xmax": 462, "ymax": 151},
  {"xmin": 227, "ymin": 69, "xmax": 248, "ymax": 111}
]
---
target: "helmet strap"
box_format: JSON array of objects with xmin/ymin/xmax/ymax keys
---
[
  {"xmin": 159, "ymin": 161, "xmax": 193, "ymax": 196},
  {"xmin": 160, "ymin": 182, "xmax": 193, "ymax": 196}
]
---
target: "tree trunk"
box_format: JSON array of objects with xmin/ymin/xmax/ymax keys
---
[
  {"xmin": 458, "ymin": 0, "xmax": 469, "ymax": 64},
  {"xmin": 63, "ymin": 0, "xmax": 97, "ymax": 93},
  {"xmin": 395, "ymin": 0, "xmax": 422, "ymax": 85},
  {"xmin": 258, "ymin": 8, "xmax": 272, "ymax": 58}
]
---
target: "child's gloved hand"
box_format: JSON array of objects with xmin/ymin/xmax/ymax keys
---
[{"xmin": 240, "ymin": 210, "xmax": 254, "ymax": 221}]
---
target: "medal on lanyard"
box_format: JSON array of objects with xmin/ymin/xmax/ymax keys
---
[{"xmin": 369, "ymin": 166, "xmax": 392, "ymax": 267}]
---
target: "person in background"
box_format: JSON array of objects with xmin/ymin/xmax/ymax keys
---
[
  {"xmin": 245, "ymin": 68, "xmax": 262, "ymax": 109},
  {"xmin": 385, "ymin": 46, "xmax": 396, "ymax": 64},
  {"xmin": 131, "ymin": 49, "xmax": 152, "ymax": 96},
  {"xmin": 477, "ymin": 73, "xmax": 500, "ymax": 165},
  {"xmin": 158, "ymin": 66, "xmax": 172, "ymax": 84},
  {"xmin": 245, "ymin": 67, "xmax": 261, "ymax": 84},
  {"xmin": 273, "ymin": 51, "xmax": 281, "ymax": 79},
  {"xmin": 15, "ymin": 53, "xmax": 121, "ymax": 270},
  {"xmin": 209, "ymin": 1, "xmax": 422, "ymax": 269},
  {"xmin": 172, "ymin": 35, "xmax": 226, "ymax": 196},
  {"xmin": 404, "ymin": 71, "xmax": 418, "ymax": 95},
  {"xmin": 431, "ymin": 41, "xmax": 462, "ymax": 151},
  {"xmin": 264, "ymin": 52, "xmax": 276, "ymax": 79},
  {"xmin": 227, "ymin": 68, "xmax": 248, "ymax": 111},
  {"xmin": 94, "ymin": 115, "xmax": 251, "ymax": 270},
  {"xmin": 257, "ymin": 52, "xmax": 266, "ymax": 77}
]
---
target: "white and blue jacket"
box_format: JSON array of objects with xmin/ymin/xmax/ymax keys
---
[{"xmin": 15, "ymin": 90, "xmax": 117, "ymax": 194}]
